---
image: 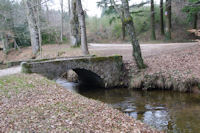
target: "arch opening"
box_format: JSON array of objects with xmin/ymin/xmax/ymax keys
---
[
  {"xmin": 72, "ymin": 68, "xmax": 104, "ymax": 88},
  {"xmin": 60, "ymin": 68, "xmax": 105, "ymax": 88}
]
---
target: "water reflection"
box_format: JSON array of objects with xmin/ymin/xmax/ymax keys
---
[
  {"xmin": 56, "ymin": 79, "xmax": 200, "ymax": 133},
  {"xmin": 56, "ymin": 78, "xmax": 79, "ymax": 92}
]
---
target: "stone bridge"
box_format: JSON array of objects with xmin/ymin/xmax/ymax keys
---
[{"xmin": 21, "ymin": 56, "xmax": 123, "ymax": 88}]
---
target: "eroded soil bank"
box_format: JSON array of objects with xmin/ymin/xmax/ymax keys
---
[{"xmin": 125, "ymin": 44, "xmax": 200, "ymax": 93}]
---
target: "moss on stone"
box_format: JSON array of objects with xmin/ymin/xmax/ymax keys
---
[
  {"xmin": 72, "ymin": 58, "xmax": 90, "ymax": 63},
  {"xmin": 90, "ymin": 55, "xmax": 122, "ymax": 62},
  {"xmin": 21, "ymin": 62, "xmax": 32, "ymax": 74},
  {"xmin": 50, "ymin": 60, "xmax": 65, "ymax": 65},
  {"xmin": 90, "ymin": 56, "xmax": 108, "ymax": 62},
  {"xmin": 32, "ymin": 58, "xmax": 50, "ymax": 62},
  {"xmin": 6, "ymin": 61, "xmax": 21, "ymax": 68}
]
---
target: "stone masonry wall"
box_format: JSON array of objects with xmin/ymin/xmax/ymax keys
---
[{"xmin": 21, "ymin": 56, "xmax": 123, "ymax": 88}]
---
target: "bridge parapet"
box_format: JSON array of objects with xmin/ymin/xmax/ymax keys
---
[{"xmin": 21, "ymin": 56, "xmax": 123, "ymax": 88}]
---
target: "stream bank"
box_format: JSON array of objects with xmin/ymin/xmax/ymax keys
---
[
  {"xmin": 128, "ymin": 69, "xmax": 200, "ymax": 93},
  {"xmin": 124, "ymin": 44, "xmax": 200, "ymax": 93}
]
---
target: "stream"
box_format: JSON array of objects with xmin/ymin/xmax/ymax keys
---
[{"xmin": 56, "ymin": 78, "xmax": 200, "ymax": 133}]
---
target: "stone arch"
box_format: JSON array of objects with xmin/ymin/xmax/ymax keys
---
[{"xmin": 21, "ymin": 56, "xmax": 123, "ymax": 88}]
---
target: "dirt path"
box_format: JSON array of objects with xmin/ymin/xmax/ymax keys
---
[
  {"xmin": 0, "ymin": 66, "xmax": 21, "ymax": 77},
  {"xmin": 0, "ymin": 42, "xmax": 198, "ymax": 77},
  {"xmin": 89, "ymin": 42, "xmax": 198, "ymax": 60}
]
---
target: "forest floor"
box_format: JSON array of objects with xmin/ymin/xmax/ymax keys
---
[{"xmin": 0, "ymin": 74, "xmax": 158, "ymax": 132}]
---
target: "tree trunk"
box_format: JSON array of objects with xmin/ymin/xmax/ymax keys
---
[
  {"xmin": 121, "ymin": 0, "xmax": 146, "ymax": 69},
  {"xmin": 2, "ymin": 33, "xmax": 9, "ymax": 54},
  {"xmin": 68, "ymin": 0, "xmax": 71, "ymax": 17},
  {"xmin": 1, "ymin": 34, "xmax": 3, "ymax": 49},
  {"xmin": 70, "ymin": 0, "xmax": 81, "ymax": 47},
  {"xmin": 45, "ymin": 3, "xmax": 50, "ymax": 42},
  {"xmin": 121, "ymin": 11, "xmax": 125, "ymax": 40},
  {"xmin": 36, "ymin": 0, "xmax": 42, "ymax": 58},
  {"xmin": 76, "ymin": 0, "xmax": 89, "ymax": 55},
  {"xmin": 60, "ymin": 0, "xmax": 63, "ymax": 44},
  {"xmin": 45, "ymin": 3, "xmax": 49, "ymax": 23},
  {"xmin": 160, "ymin": 0, "xmax": 164, "ymax": 35},
  {"xmin": 14, "ymin": 39, "xmax": 20, "ymax": 50},
  {"xmin": 122, "ymin": 21, "xmax": 126, "ymax": 40},
  {"xmin": 193, "ymin": 13, "xmax": 198, "ymax": 29},
  {"xmin": 165, "ymin": 0, "xmax": 172, "ymax": 40},
  {"xmin": 151, "ymin": 0, "xmax": 156, "ymax": 40},
  {"xmin": 110, "ymin": 0, "xmax": 126, "ymax": 40},
  {"xmin": 25, "ymin": 0, "xmax": 40, "ymax": 57},
  {"xmin": 9, "ymin": 4, "xmax": 20, "ymax": 50}
]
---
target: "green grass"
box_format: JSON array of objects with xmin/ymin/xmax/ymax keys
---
[
  {"xmin": 0, "ymin": 74, "xmax": 55, "ymax": 98},
  {"xmin": 0, "ymin": 75, "xmax": 35, "ymax": 98}
]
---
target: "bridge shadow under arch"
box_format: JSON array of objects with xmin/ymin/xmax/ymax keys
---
[{"xmin": 71, "ymin": 68, "xmax": 105, "ymax": 88}]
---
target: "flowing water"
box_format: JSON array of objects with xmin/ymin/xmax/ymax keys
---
[{"xmin": 56, "ymin": 78, "xmax": 200, "ymax": 133}]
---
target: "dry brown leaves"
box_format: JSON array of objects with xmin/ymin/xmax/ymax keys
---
[
  {"xmin": 126, "ymin": 44, "xmax": 200, "ymax": 91},
  {"xmin": 0, "ymin": 74, "xmax": 159, "ymax": 132}
]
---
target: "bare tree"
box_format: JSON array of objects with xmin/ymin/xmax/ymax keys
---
[
  {"xmin": 24, "ymin": 0, "xmax": 41, "ymax": 58},
  {"xmin": 108, "ymin": 1, "xmax": 126, "ymax": 40},
  {"xmin": 1, "ymin": 33, "xmax": 9, "ymax": 54},
  {"xmin": 70, "ymin": 0, "xmax": 80, "ymax": 47},
  {"xmin": 151, "ymin": 0, "xmax": 156, "ymax": 40},
  {"xmin": 76, "ymin": 0, "xmax": 89, "ymax": 55},
  {"xmin": 36, "ymin": 0, "xmax": 42, "ymax": 57},
  {"xmin": 60, "ymin": 0, "xmax": 63, "ymax": 43},
  {"xmin": 110, "ymin": 0, "xmax": 145, "ymax": 69},
  {"xmin": 0, "ymin": 0, "xmax": 20, "ymax": 53},
  {"xmin": 160, "ymin": 0, "xmax": 164, "ymax": 35},
  {"xmin": 121, "ymin": 11, "xmax": 126, "ymax": 40},
  {"xmin": 68, "ymin": 0, "xmax": 71, "ymax": 17},
  {"xmin": 1, "ymin": 34, "xmax": 3, "ymax": 50},
  {"xmin": 193, "ymin": 13, "xmax": 198, "ymax": 29},
  {"xmin": 165, "ymin": 0, "xmax": 172, "ymax": 40},
  {"xmin": 45, "ymin": 2, "xmax": 49, "ymax": 23}
]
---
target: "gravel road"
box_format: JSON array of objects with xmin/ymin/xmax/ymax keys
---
[{"xmin": 89, "ymin": 42, "xmax": 198, "ymax": 60}]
